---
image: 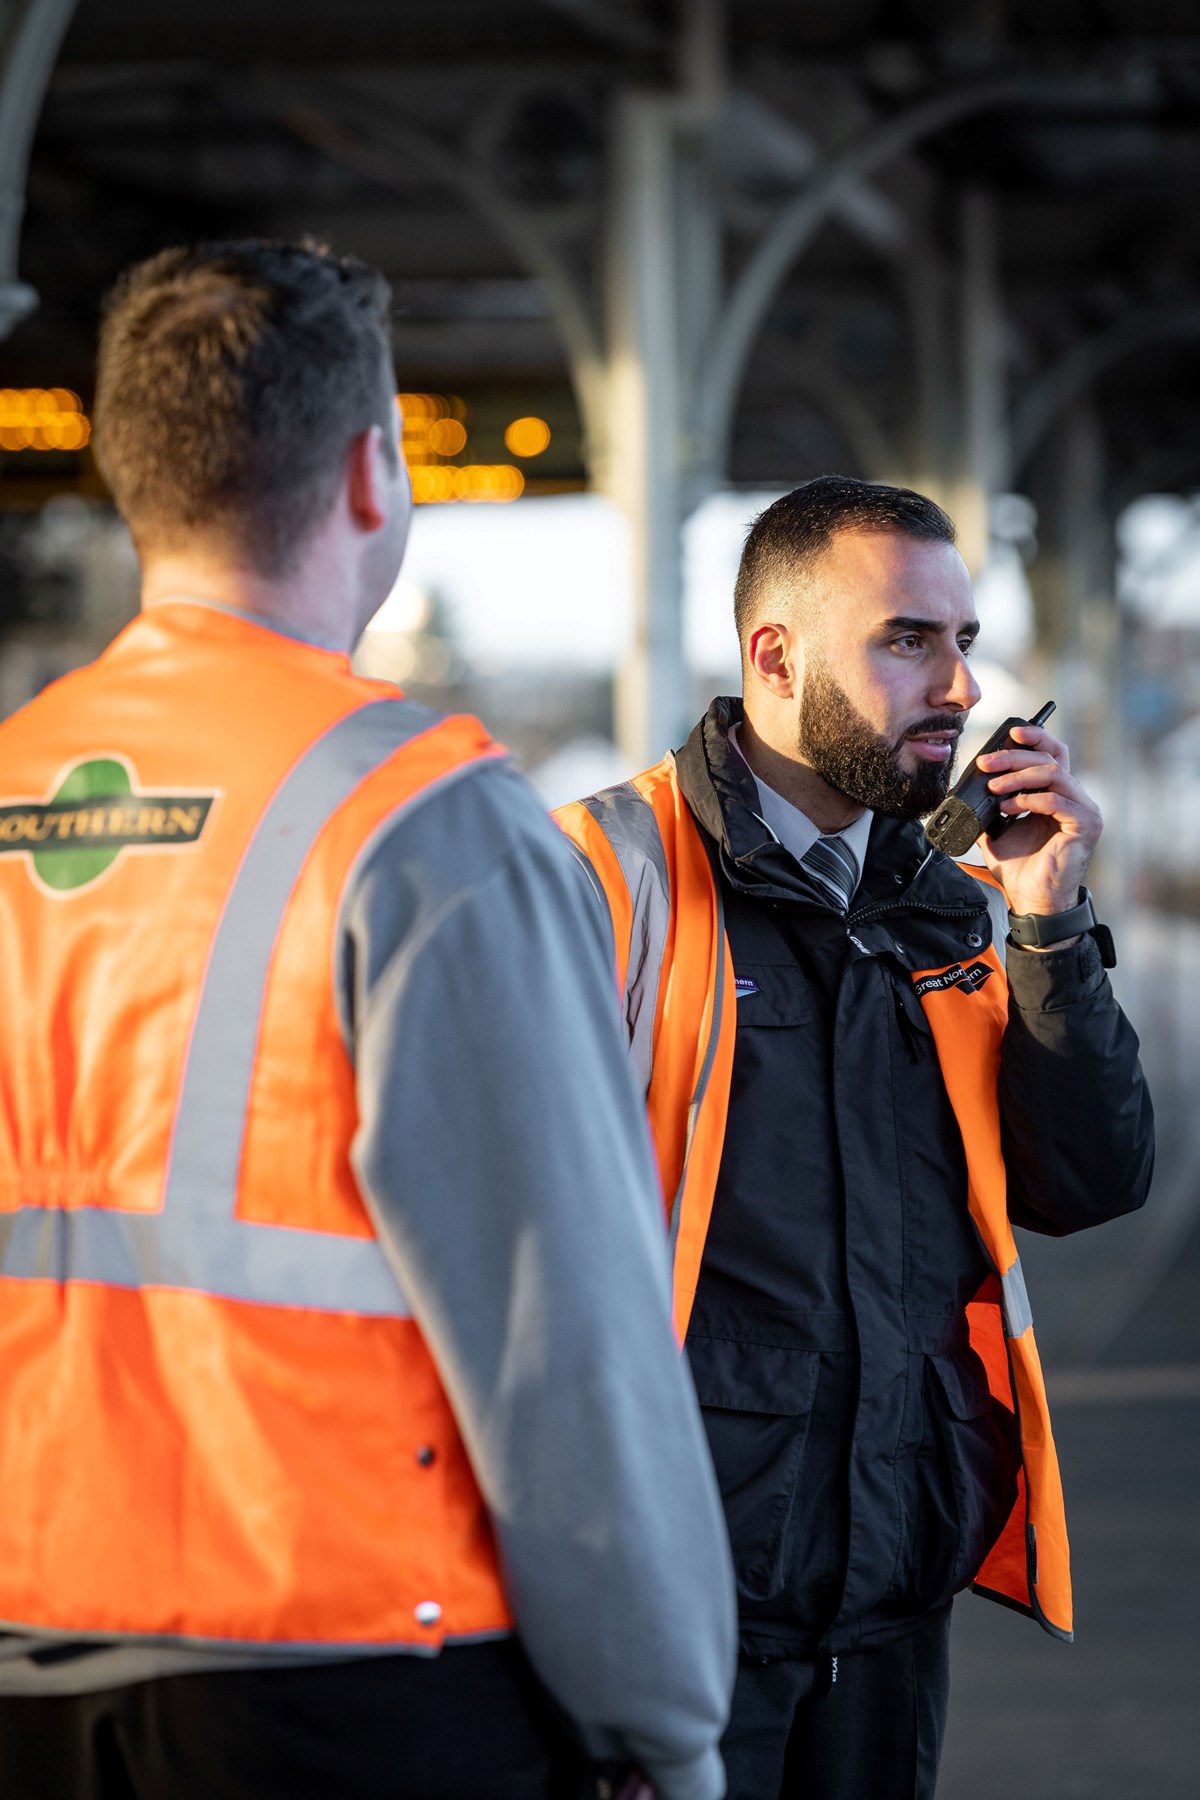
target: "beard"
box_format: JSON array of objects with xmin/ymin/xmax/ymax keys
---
[{"xmin": 796, "ymin": 659, "xmax": 962, "ymax": 820}]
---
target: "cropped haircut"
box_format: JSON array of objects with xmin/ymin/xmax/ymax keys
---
[
  {"xmin": 733, "ymin": 475, "xmax": 957, "ymax": 648},
  {"xmin": 93, "ymin": 240, "xmax": 396, "ymax": 578}
]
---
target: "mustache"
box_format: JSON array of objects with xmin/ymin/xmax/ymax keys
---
[{"xmin": 900, "ymin": 715, "xmax": 964, "ymax": 742}]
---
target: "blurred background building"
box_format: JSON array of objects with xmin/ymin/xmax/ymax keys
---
[{"xmin": 1, "ymin": 2, "xmax": 1198, "ymax": 1793}]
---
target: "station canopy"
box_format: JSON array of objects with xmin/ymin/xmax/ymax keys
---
[{"xmin": 5, "ymin": 0, "xmax": 1197, "ymax": 514}]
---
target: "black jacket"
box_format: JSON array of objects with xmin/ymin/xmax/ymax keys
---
[{"xmin": 678, "ymin": 699, "xmax": 1155, "ymax": 1659}]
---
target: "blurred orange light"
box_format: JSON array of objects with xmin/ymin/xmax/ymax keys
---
[
  {"xmin": 504, "ymin": 416, "xmax": 551, "ymax": 458},
  {"xmin": 411, "ymin": 464, "xmax": 524, "ymax": 505},
  {"xmin": 428, "ymin": 417, "xmax": 467, "ymax": 456},
  {"xmin": 397, "ymin": 392, "xmax": 439, "ymax": 421},
  {"xmin": 399, "ymin": 395, "xmax": 471, "ymax": 465},
  {"xmin": 0, "ymin": 387, "xmax": 90, "ymax": 452},
  {"xmin": 397, "ymin": 392, "xmax": 466, "ymax": 421},
  {"xmin": 410, "ymin": 466, "xmax": 458, "ymax": 504}
]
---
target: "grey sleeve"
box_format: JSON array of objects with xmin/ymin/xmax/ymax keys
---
[
  {"xmin": 340, "ymin": 763, "xmax": 736, "ymax": 1800},
  {"xmin": 1000, "ymin": 932, "xmax": 1155, "ymax": 1235}
]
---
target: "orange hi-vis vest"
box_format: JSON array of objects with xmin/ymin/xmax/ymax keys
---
[
  {"xmin": 0, "ymin": 599, "xmax": 513, "ymax": 1651},
  {"xmin": 556, "ymin": 753, "xmax": 1073, "ymax": 1642}
]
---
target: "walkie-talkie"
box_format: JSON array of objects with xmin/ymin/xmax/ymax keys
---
[{"xmin": 924, "ymin": 701, "xmax": 1057, "ymax": 857}]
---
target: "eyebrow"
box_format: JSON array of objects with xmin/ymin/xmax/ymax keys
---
[{"xmin": 884, "ymin": 615, "xmax": 981, "ymax": 640}]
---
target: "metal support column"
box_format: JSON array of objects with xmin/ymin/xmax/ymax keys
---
[
  {"xmin": 603, "ymin": 0, "xmax": 723, "ymax": 765},
  {"xmin": 903, "ymin": 223, "xmax": 957, "ymax": 513},
  {"xmin": 957, "ymin": 186, "xmax": 1008, "ymax": 576},
  {"xmin": 0, "ymin": 0, "xmax": 77, "ymax": 338},
  {"xmin": 603, "ymin": 95, "xmax": 687, "ymax": 765},
  {"xmin": 1031, "ymin": 406, "xmax": 1126, "ymax": 911}
]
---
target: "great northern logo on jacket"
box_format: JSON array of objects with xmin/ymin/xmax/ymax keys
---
[
  {"xmin": 913, "ymin": 960, "xmax": 995, "ymax": 999},
  {"xmin": 0, "ymin": 755, "xmax": 217, "ymax": 894}
]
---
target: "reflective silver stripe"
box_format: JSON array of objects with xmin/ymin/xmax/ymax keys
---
[
  {"xmin": 165, "ymin": 701, "xmax": 426, "ymax": 1223},
  {"xmin": 579, "ymin": 784, "xmax": 669, "ymax": 893},
  {"xmin": 328, "ymin": 720, "xmax": 497, "ymax": 1053},
  {"xmin": 1, "ymin": 700, "xmax": 469, "ymax": 1318},
  {"xmin": 1002, "ymin": 1256, "xmax": 1033, "ymax": 1339},
  {"xmin": 583, "ymin": 783, "xmax": 730, "ymax": 1266},
  {"xmin": 0, "ymin": 1611, "xmax": 513, "ymax": 1657},
  {"xmin": 0, "ymin": 1207, "xmax": 407, "ymax": 1314},
  {"xmin": 581, "ymin": 783, "xmax": 671, "ymax": 1099},
  {"xmin": 668, "ymin": 874, "xmax": 727, "ymax": 1262}
]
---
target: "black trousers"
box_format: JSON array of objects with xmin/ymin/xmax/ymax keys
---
[
  {"xmin": 721, "ymin": 1607, "xmax": 952, "ymax": 1800},
  {"xmin": 0, "ymin": 1640, "xmax": 590, "ymax": 1800}
]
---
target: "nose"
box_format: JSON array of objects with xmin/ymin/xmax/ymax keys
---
[{"xmin": 933, "ymin": 645, "xmax": 981, "ymax": 714}]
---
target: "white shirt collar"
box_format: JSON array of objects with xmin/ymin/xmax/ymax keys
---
[{"xmin": 728, "ymin": 723, "xmax": 873, "ymax": 896}]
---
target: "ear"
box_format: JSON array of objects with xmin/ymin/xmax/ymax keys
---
[
  {"xmin": 344, "ymin": 424, "xmax": 390, "ymax": 533},
  {"xmin": 745, "ymin": 619, "xmax": 801, "ymax": 699}
]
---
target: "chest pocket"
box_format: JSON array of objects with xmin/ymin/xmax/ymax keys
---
[{"xmin": 732, "ymin": 961, "xmax": 814, "ymax": 1030}]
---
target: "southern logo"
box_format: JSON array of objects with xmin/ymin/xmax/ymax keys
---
[{"xmin": 0, "ymin": 757, "xmax": 216, "ymax": 893}]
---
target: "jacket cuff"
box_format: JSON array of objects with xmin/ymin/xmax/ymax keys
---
[
  {"xmin": 648, "ymin": 1745, "xmax": 727, "ymax": 1800},
  {"xmin": 1005, "ymin": 928, "xmax": 1104, "ymax": 1012}
]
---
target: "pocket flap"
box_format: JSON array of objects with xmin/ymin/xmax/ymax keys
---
[
  {"xmin": 929, "ymin": 1350, "xmax": 993, "ymax": 1421},
  {"xmin": 731, "ymin": 963, "xmax": 813, "ymax": 1028},
  {"xmin": 687, "ymin": 1335, "xmax": 820, "ymax": 1416}
]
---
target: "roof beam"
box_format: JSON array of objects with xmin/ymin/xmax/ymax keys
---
[
  {"xmin": 693, "ymin": 75, "xmax": 1033, "ymax": 485},
  {"xmin": 535, "ymin": 0, "xmax": 661, "ymax": 55},
  {"xmin": 255, "ymin": 77, "xmax": 608, "ymax": 446},
  {"xmin": 1012, "ymin": 301, "xmax": 1200, "ymax": 476}
]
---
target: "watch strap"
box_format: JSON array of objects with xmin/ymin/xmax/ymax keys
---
[{"xmin": 1007, "ymin": 888, "xmax": 1096, "ymax": 949}]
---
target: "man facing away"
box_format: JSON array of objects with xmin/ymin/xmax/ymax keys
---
[
  {"xmin": 0, "ymin": 241, "xmax": 735, "ymax": 1800},
  {"xmin": 557, "ymin": 477, "xmax": 1154, "ymax": 1800}
]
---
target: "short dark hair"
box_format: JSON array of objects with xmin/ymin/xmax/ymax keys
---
[
  {"xmin": 93, "ymin": 240, "xmax": 396, "ymax": 578},
  {"xmin": 733, "ymin": 475, "xmax": 957, "ymax": 647}
]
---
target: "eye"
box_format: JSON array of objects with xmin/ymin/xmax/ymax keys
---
[
  {"xmin": 892, "ymin": 633, "xmax": 922, "ymax": 652},
  {"xmin": 957, "ymin": 637, "xmax": 975, "ymax": 656}
]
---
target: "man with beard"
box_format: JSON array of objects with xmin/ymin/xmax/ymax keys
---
[{"xmin": 555, "ymin": 476, "xmax": 1153, "ymax": 1800}]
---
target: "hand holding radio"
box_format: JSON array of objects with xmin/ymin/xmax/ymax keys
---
[
  {"xmin": 924, "ymin": 701, "xmax": 1104, "ymax": 924},
  {"xmin": 923, "ymin": 702, "xmax": 1058, "ymax": 857}
]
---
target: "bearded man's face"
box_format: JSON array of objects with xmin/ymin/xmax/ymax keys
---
[
  {"xmin": 786, "ymin": 533, "xmax": 982, "ymax": 816},
  {"xmin": 797, "ymin": 655, "xmax": 964, "ymax": 819}
]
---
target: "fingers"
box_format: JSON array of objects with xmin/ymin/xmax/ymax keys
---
[
  {"xmin": 976, "ymin": 725, "xmax": 1103, "ymax": 912},
  {"xmin": 986, "ymin": 759, "xmax": 1075, "ymax": 801},
  {"xmin": 986, "ymin": 757, "xmax": 1101, "ymax": 836},
  {"xmin": 976, "ymin": 725, "xmax": 1103, "ymax": 874},
  {"xmin": 978, "ymin": 723, "xmax": 1070, "ymax": 773},
  {"xmin": 993, "ymin": 788, "xmax": 1092, "ymax": 826},
  {"xmin": 1009, "ymin": 723, "xmax": 1070, "ymax": 768},
  {"xmin": 993, "ymin": 791, "xmax": 1102, "ymax": 861}
]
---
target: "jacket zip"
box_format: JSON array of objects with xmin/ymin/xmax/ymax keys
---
[{"xmin": 846, "ymin": 894, "xmax": 986, "ymax": 929}]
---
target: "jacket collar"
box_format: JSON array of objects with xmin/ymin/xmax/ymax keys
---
[{"xmin": 674, "ymin": 697, "xmax": 768, "ymax": 865}]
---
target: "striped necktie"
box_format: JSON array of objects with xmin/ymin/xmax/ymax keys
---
[{"xmin": 799, "ymin": 833, "xmax": 860, "ymax": 915}]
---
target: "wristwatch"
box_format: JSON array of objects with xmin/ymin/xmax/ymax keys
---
[{"xmin": 1006, "ymin": 887, "xmax": 1116, "ymax": 966}]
